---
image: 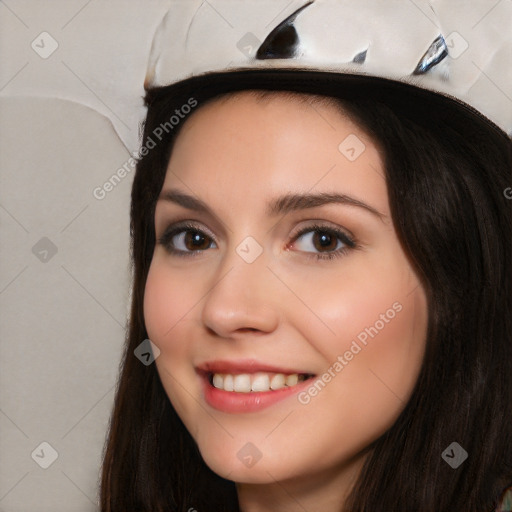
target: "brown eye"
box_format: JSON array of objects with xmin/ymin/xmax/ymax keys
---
[
  {"xmin": 311, "ymin": 231, "xmax": 338, "ymax": 252},
  {"xmin": 158, "ymin": 223, "xmax": 217, "ymax": 256},
  {"xmin": 293, "ymin": 227, "xmax": 352, "ymax": 253},
  {"xmin": 183, "ymin": 230, "xmax": 211, "ymax": 251},
  {"xmin": 290, "ymin": 224, "xmax": 356, "ymax": 261}
]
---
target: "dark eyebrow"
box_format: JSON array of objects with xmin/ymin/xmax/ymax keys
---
[
  {"xmin": 266, "ymin": 192, "xmax": 385, "ymax": 219},
  {"xmin": 159, "ymin": 190, "xmax": 210, "ymax": 213},
  {"xmin": 158, "ymin": 189, "xmax": 385, "ymax": 220}
]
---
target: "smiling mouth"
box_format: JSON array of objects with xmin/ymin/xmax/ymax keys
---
[{"xmin": 208, "ymin": 371, "xmax": 316, "ymax": 393}]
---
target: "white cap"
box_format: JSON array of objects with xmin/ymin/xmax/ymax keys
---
[{"xmin": 146, "ymin": 0, "xmax": 512, "ymax": 136}]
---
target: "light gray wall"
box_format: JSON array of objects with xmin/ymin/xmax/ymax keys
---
[{"xmin": 0, "ymin": 2, "xmax": 170, "ymax": 510}]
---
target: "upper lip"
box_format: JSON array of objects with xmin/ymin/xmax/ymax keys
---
[{"xmin": 196, "ymin": 359, "xmax": 314, "ymax": 375}]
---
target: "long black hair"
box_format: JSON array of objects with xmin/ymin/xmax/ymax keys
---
[{"xmin": 100, "ymin": 71, "xmax": 512, "ymax": 512}]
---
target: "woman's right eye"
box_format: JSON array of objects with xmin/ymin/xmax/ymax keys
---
[{"xmin": 158, "ymin": 223, "xmax": 217, "ymax": 257}]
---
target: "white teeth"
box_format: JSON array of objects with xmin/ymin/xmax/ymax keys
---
[
  {"xmin": 270, "ymin": 373, "xmax": 286, "ymax": 390},
  {"xmin": 251, "ymin": 373, "xmax": 270, "ymax": 392},
  {"xmin": 213, "ymin": 373, "xmax": 223, "ymax": 389},
  {"xmin": 234, "ymin": 374, "xmax": 252, "ymax": 393},
  {"xmin": 211, "ymin": 372, "xmax": 308, "ymax": 392},
  {"xmin": 224, "ymin": 374, "xmax": 234, "ymax": 391},
  {"xmin": 285, "ymin": 374, "xmax": 299, "ymax": 386}
]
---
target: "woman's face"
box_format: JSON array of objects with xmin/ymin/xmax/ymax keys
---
[{"xmin": 144, "ymin": 91, "xmax": 428, "ymax": 488}]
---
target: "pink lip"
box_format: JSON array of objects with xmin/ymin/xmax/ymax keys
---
[
  {"xmin": 196, "ymin": 359, "xmax": 315, "ymax": 413},
  {"xmin": 196, "ymin": 358, "xmax": 310, "ymax": 375}
]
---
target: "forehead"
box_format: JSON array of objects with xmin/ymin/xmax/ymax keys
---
[{"xmin": 162, "ymin": 91, "xmax": 389, "ymax": 217}]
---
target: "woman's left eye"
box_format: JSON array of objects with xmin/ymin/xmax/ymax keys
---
[{"xmin": 289, "ymin": 224, "xmax": 356, "ymax": 261}]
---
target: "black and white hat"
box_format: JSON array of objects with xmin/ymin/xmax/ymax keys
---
[{"xmin": 145, "ymin": 0, "xmax": 511, "ymax": 137}]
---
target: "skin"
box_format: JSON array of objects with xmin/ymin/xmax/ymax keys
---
[{"xmin": 143, "ymin": 91, "xmax": 428, "ymax": 512}]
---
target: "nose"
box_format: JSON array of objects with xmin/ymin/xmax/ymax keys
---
[{"xmin": 201, "ymin": 246, "xmax": 280, "ymax": 338}]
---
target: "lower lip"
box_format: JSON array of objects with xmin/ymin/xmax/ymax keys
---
[{"xmin": 200, "ymin": 374, "xmax": 315, "ymax": 413}]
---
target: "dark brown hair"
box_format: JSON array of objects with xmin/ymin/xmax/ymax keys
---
[{"xmin": 100, "ymin": 71, "xmax": 512, "ymax": 512}]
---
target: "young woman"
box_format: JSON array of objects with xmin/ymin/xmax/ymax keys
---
[{"xmin": 100, "ymin": 3, "xmax": 512, "ymax": 511}]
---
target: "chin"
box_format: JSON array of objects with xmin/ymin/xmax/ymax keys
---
[{"xmin": 196, "ymin": 441, "xmax": 298, "ymax": 484}]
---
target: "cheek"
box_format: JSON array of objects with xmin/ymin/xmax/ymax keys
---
[
  {"xmin": 143, "ymin": 270, "xmax": 166, "ymax": 343},
  {"xmin": 340, "ymin": 291, "xmax": 427, "ymax": 445},
  {"xmin": 291, "ymin": 255, "xmax": 427, "ymax": 419},
  {"xmin": 143, "ymin": 256, "xmax": 203, "ymax": 341},
  {"xmin": 143, "ymin": 258, "xmax": 204, "ymax": 431},
  {"xmin": 285, "ymin": 252, "xmax": 426, "ymax": 362},
  {"xmin": 360, "ymin": 289, "xmax": 427, "ymax": 388}
]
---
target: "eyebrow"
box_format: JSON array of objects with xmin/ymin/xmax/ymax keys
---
[{"xmin": 158, "ymin": 189, "xmax": 385, "ymax": 220}]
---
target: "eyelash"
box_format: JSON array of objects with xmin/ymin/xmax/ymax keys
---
[
  {"xmin": 290, "ymin": 223, "xmax": 356, "ymax": 260},
  {"xmin": 157, "ymin": 221, "xmax": 357, "ymax": 261}
]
